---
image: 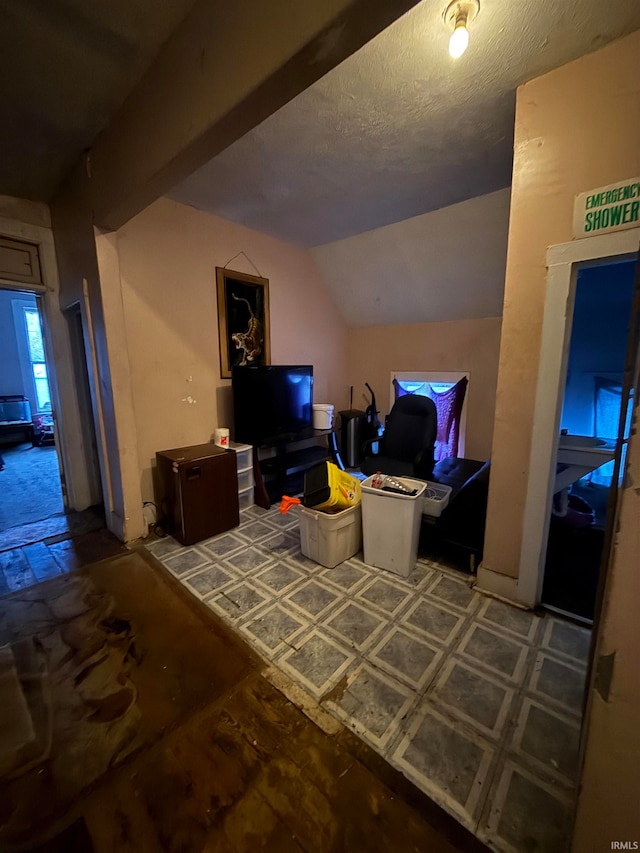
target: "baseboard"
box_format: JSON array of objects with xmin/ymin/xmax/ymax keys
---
[{"xmin": 475, "ymin": 563, "xmax": 522, "ymax": 605}]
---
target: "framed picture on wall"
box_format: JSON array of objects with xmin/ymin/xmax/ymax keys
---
[{"xmin": 216, "ymin": 267, "xmax": 271, "ymax": 379}]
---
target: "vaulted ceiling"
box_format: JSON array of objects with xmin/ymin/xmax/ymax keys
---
[{"xmin": 1, "ymin": 0, "xmax": 639, "ymax": 327}]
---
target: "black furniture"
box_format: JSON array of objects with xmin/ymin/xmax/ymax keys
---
[
  {"xmin": 155, "ymin": 443, "xmax": 239, "ymax": 545},
  {"xmin": 0, "ymin": 395, "xmax": 33, "ymax": 445},
  {"xmin": 252, "ymin": 428, "xmax": 342, "ymax": 508},
  {"xmin": 360, "ymin": 394, "xmax": 437, "ymax": 480},
  {"xmin": 421, "ymin": 457, "xmax": 491, "ymax": 572},
  {"xmin": 541, "ymin": 485, "xmax": 607, "ymax": 621},
  {"xmin": 542, "ymin": 518, "xmax": 603, "ymax": 621}
]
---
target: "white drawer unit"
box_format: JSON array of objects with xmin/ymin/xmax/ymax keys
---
[
  {"xmin": 230, "ymin": 441, "xmax": 252, "ymax": 472},
  {"xmin": 238, "ymin": 484, "xmax": 255, "ymax": 509},
  {"xmin": 237, "ymin": 466, "xmax": 254, "ymax": 492},
  {"xmin": 230, "ymin": 442, "xmax": 254, "ymax": 505}
]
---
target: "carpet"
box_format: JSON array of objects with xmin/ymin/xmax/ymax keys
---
[
  {"xmin": 0, "ymin": 548, "xmax": 260, "ymax": 850},
  {"xmin": 0, "ymin": 444, "xmax": 64, "ymax": 532}
]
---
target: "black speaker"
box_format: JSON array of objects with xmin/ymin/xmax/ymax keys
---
[{"xmin": 338, "ymin": 409, "xmax": 365, "ymax": 468}]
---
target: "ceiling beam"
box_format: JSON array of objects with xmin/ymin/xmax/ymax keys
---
[{"xmin": 84, "ymin": 0, "xmax": 421, "ymax": 231}]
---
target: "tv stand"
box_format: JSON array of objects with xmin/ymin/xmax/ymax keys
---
[{"xmin": 253, "ymin": 429, "xmax": 343, "ymax": 508}]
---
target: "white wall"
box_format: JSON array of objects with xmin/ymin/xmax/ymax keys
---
[
  {"xmin": 311, "ymin": 188, "xmax": 510, "ymax": 327},
  {"xmin": 0, "ymin": 195, "xmax": 50, "ymax": 230}
]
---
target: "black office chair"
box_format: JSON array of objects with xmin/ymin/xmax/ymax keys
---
[{"xmin": 360, "ymin": 394, "xmax": 437, "ymax": 480}]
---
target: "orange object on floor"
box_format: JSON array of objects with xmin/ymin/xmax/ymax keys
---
[{"xmin": 279, "ymin": 495, "xmax": 301, "ymax": 514}]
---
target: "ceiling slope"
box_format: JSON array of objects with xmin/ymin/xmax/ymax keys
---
[
  {"xmin": 170, "ymin": 0, "xmax": 640, "ymax": 246},
  {"xmin": 0, "ymin": 0, "xmax": 197, "ymax": 200},
  {"xmin": 311, "ymin": 187, "xmax": 511, "ymax": 326}
]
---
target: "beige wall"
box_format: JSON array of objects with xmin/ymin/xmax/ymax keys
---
[
  {"xmin": 470, "ymin": 31, "xmax": 640, "ymax": 847},
  {"xmin": 52, "ymin": 170, "xmax": 141, "ymax": 539},
  {"xmin": 347, "ymin": 317, "xmax": 501, "ymax": 461},
  {"xmin": 115, "ymin": 197, "xmax": 349, "ymax": 503},
  {"xmin": 483, "ymin": 31, "xmax": 640, "ymax": 582},
  {"xmin": 0, "ymin": 195, "xmax": 50, "ymax": 230}
]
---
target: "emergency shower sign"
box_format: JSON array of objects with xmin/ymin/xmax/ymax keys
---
[{"xmin": 573, "ymin": 177, "xmax": 640, "ymax": 239}]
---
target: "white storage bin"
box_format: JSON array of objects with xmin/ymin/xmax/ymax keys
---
[
  {"xmin": 298, "ymin": 503, "xmax": 362, "ymax": 568},
  {"xmin": 238, "ymin": 484, "xmax": 255, "ymax": 509},
  {"xmin": 422, "ymin": 482, "xmax": 452, "ymax": 517},
  {"xmin": 361, "ymin": 475, "xmax": 426, "ymax": 577},
  {"xmin": 312, "ymin": 404, "xmax": 334, "ymax": 430},
  {"xmin": 237, "ymin": 466, "xmax": 254, "ymax": 492},
  {"xmin": 229, "ymin": 441, "xmax": 252, "ymax": 471}
]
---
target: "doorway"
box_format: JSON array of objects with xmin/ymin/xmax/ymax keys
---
[
  {"xmin": 517, "ymin": 226, "xmax": 640, "ymax": 612},
  {"xmin": 0, "ymin": 287, "xmax": 65, "ymax": 533},
  {"xmin": 541, "ymin": 259, "xmax": 636, "ymax": 622}
]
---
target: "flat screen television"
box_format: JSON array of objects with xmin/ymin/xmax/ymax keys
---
[{"xmin": 232, "ymin": 365, "xmax": 314, "ymax": 446}]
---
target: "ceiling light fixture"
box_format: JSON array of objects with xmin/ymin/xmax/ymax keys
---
[{"xmin": 443, "ymin": 0, "xmax": 479, "ymax": 59}]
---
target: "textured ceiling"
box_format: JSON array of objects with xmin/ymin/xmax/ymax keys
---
[
  {"xmin": 169, "ymin": 0, "xmax": 640, "ymax": 247},
  {"xmin": 2, "ymin": 0, "xmax": 639, "ymax": 328},
  {"xmin": 0, "ymin": 0, "xmax": 196, "ymax": 201}
]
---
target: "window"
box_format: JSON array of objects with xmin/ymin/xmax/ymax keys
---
[
  {"xmin": 23, "ymin": 307, "xmax": 51, "ymax": 412},
  {"xmin": 390, "ymin": 371, "xmax": 469, "ymax": 459},
  {"xmin": 592, "ymin": 376, "xmax": 634, "ymax": 485}
]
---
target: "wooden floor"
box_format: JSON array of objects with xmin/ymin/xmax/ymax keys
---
[
  {"xmin": 0, "ymin": 520, "xmax": 125, "ymax": 594},
  {"xmin": 76, "ymin": 669, "xmax": 485, "ymax": 853},
  {"xmin": 0, "ymin": 547, "xmax": 487, "ymax": 853}
]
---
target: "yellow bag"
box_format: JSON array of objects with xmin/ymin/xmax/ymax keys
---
[{"xmin": 303, "ymin": 462, "xmax": 361, "ymax": 513}]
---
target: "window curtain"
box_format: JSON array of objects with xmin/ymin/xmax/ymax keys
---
[{"xmin": 393, "ymin": 376, "xmax": 468, "ymax": 460}]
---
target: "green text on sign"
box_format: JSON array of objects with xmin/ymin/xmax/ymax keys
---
[{"xmin": 573, "ymin": 177, "xmax": 640, "ymax": 240}]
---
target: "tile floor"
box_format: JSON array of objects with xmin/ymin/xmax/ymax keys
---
[{"xmin": 146, "ymin": 502, "xmax": 591, "ymax": 853}]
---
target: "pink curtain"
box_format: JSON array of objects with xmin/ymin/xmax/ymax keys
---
[{"xmin": 393, "ymin": 377, "xmax": 468, "ymax": 460}]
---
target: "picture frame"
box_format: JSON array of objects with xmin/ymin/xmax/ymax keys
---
[{"xmin": 216, "ymin": 267, "xmax": 271, "ymax": 379}]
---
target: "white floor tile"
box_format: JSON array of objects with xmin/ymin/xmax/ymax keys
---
[{"xmin": 145, "ymin": 519, "xmax": 589, "ymax": 853}]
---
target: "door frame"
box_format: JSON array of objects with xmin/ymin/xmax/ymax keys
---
[
  {"xmin": 518, "ymin": 227, "xmax": 640, "ymax": 608},
  {"xmin": 65, "ymin": 302, "xmax": 104, "ymax": 509},
  {"xmin": 2, "ymin": 285, "xmax": 67, "ymax": 505},
  {"xmin": 0, "ymin": 215, "xmax": 102, "ymax": 511}
]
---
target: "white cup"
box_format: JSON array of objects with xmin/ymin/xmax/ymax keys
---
[{"xmin": 214, "ymin": 427, "xmax": 230, "ymax": 448}]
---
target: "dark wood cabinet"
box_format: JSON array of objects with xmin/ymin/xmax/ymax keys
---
[{"xmin": 156, "ymin": 443, "xmax": 239, "ymax": 545}]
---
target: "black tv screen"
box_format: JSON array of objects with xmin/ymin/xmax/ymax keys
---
[{"xmin": 232, "ymin": 365, "xmax": 314, "ymax": 445}]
